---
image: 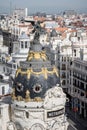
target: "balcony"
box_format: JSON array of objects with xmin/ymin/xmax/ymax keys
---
[
  {"xmin": 73, "ymin": 83, "xmax": 85, "ymax": 91},
  {"xmin": 72, "ymin": 66, "xmax": 87, "ymax": 75},
  {"xmin": 78, "ymin": 96, "xmax": 87, "ymax": 103},
  {"xmin": 73, "ymin": 74, "xmax": 87, "ymax": 82},
  {"xmin": 69, "ymin": 92, "xmax": 87, "ymax": 103}
]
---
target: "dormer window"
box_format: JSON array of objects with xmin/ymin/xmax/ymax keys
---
[
  {"xmin": 33, "ymin": 84, "xmax": 42, "ymax": 93},
  {"xmin": 16, "ymin": 83, "xmax": 24, "ymax": 92}
]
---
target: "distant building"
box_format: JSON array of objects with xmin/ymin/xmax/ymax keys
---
[
  {"xmin": 63, "ymin": 10, "xmax": 77, "ymax": 17},
  {"xmin": 12, "ymin": 8, "xmax": 28, "ymax": 19}
]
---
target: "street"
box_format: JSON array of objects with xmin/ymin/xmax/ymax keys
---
[
  {"xmin": 66, "ymin": 109, "xmax": 87, "ymax": 130},
  {"xmin": 68, "ymin": 124, "xmax": 77, "ymax": 130}
]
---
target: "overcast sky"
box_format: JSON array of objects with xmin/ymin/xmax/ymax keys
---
[{"xmin": 0, "ymin": 0, "xmax": 87, "ymax": 14}]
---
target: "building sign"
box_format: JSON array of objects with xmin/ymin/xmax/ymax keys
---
[{"xmin": 47, "ymin": 108, "xmax": 64, "ymax": 118}]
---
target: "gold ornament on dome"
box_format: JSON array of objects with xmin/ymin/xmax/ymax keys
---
[
  {"xmin": 17, "ymin": 96, "xmax": 23, "ymax": 101},
  {"xmin": 16, "ymin": 66, "xmax": 59, "ymax": 80},
  {"xmin": 11, "ymin": 88, "xmax": 16, "ymax": 100},
  {"xmin": 34, "ymin": 97, "xmax": 43, "ymax": 102},
  {"xmin": 27, "ymin": 51, "xmax": 47, "ymax": 61},
  {"xmin": 25, "ymin": 90, "xmax": 31, "ymax": 102}
]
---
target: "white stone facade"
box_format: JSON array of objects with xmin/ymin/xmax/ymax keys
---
[{"xmin": 0, "ymin": 85, "xmax": 69, "ymax": 130}]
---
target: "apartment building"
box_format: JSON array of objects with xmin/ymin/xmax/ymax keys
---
[{"xmin": 68, "ymin": 51, "xmax": 87, "ymax": 118}]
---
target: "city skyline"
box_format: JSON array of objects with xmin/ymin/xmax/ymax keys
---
[{"xmin": 0, "ymin": 0, "xmax": 87, "ymax": 14}]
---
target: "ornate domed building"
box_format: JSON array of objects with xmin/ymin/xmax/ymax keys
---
[
  {"xmin": 14, "ymin": 33, "xmax": 59, "ymax": 100},
  {"xmin": 0, "ymin": 25, "xmax": 69, "ymax": 130}
]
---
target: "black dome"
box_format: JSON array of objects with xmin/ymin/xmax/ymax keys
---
[
  {"xmin": 12, "ymin": 28, "xmax": 59, "ymax": 101},
  {"xmin": 14, "ymin": 71, "xmax": 59, "ymax": 99}
]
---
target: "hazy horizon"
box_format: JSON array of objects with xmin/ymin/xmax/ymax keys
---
[{"xmin": 0, "ymin": 0, "xmax": 87, "ymax": 14}]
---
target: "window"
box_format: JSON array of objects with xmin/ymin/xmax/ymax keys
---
[
  {"xmin": 64, "ymin": 57, "xmax": 66, "ymax": 62},
  {"xmin": 62, "ymin": 64, "xmax": 66, "ymax": 70},
  {"xmin": 80, "ymin": 82, "xmax": 84, "ymax": 90},
  {"xmin": 86, "ymin": 84, "xmax": 87, "ymax": 91},
  {"xmin": 81, "ymin": 92, "xmax": 84, "ymax": 96},
  {"xmin": 26, "ymin": 111, "xmax": 29, "ymax": 118},
  {"xmin": 86, "ymin": 76, "xmax": 87, "ymax": 81},
  {"xmin": 67, "ymin": 57, "xmax": 69, "ymax": 61},
  {"xmin": 13, "ymin": 64, "xmax": 16, "ymax": 69},
  {"xmin": 75, "ymin": 63, "xmax": 80, "ymax": 68},
  {"xmin": 25, "ymin": 41, "xmax": 27, "ymax": 48},
  {"xmin": 85, "ymin": 66, "xmax": 87, "ymax": 70},
  {"xmin": 16, "ymin": 83, "xmax": 24, "ymax": 92},
  {"xmin": 16, "ymin": 124, "xmax": 21, "ymax": 130},
  {"xmin": 3, "ymin": 67, "xmax": 5, "ymax": 72},
  {"xmin": 70, "ymin": 78, "xmax": 71, "ymax": 84},
  {"xmin": 0, "ymin": 75, "xmax": 3, "ymax": 80},
  {"xmin": 62, "ymin": 80, "xmax": 66, "ymax": 85},
  {"xmin": 21, "ymin": 41, "xmax": 23, "ymax": 48},
  {"xmin": 81, "ymin": 102, "xmax": 84, "ymax": 106},
  {"xmin": 62, "ymin": 72, "xmax": 66, "ymax": 78},
  {"xmin": 0, "ymin": 109, "xmax": 1, "ymax": 116},
  {"xmin": 2, "ymin": 86, "xmax": 5, "ymax": 95},
  {"xmin": 70, "ymin": 70, "xmax": 71, "ymax": 76},
  {"xmin": 33, "ymin": 84, "xmax": 42, "ymax": 93},
  {"xmin": 62, "ymin": 57, "xmax": 63, "ymax": 61},
  {"xmin": 74, "ymin": 89, "xmax": 77, "ymax": 92},
  {"xmin": 7, "ymin": 68, "xmax": 9, "ymax": 73},
  {"xmin": 67, "ymin": 80, "xmax": 69, "ymax": 84},
  {"xmin": 35, "ymin": 86, "xmax": 40, "ymax": 91},
  {"xmin": 74, "ymin": 49, "xmax": 76, "ymax": 56},
  {"xmin": 70, "ymin": 61, "xmax": 72, "ymax": 65}
]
